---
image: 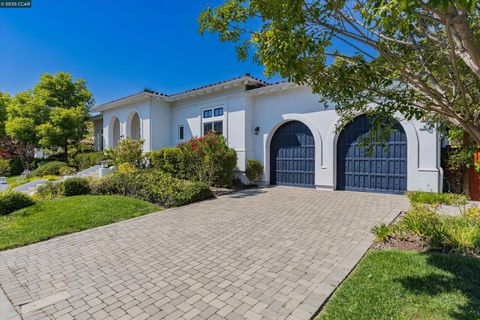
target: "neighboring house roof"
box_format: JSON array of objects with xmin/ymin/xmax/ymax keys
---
[
  {"xmin": 92, "ymin": 74, "xmax": 295, "ymax": 112},
  {"xmin": 89, "ymin": 113, "xmax": 103, "ymax": 121}
]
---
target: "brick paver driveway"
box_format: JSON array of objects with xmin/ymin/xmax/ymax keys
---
[{"xmin": 0, "ymin": 187, "xmax": 407, "ymax": 320}]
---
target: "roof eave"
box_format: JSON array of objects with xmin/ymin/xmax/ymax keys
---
[
  {"xmin": 92, "ymin": 92, "xmax": 159, "ymax": 112},
  {"xmin": 165, "ymin": 77, "xmax": 264, "ymax": 102},
  {"xmin": 245, "ymin": 82, "xmax": 299, "ymax": 96}
]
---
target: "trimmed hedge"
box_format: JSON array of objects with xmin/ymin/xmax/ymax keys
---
[
  {"xmin": 91, "ymin": 169, "xmax": 213, "ymax": 207},
  {"xmin": 73, "ymin": 152, "xmax": 106, "ymax": 171},
  {"xmin": 27, "ymin": 161, "xmax": 69, "ymax": 178},
  {"xmin": 0, "ymin": 191, "xmax": 35, "ymax": 215},
  {"xmin": 63, "ymin": 177, "xmax": 91, "ymax": 196}
]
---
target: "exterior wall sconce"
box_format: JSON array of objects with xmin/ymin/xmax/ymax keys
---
[{"xmin": 254, "ymin": 127, "xmax": 260, "ymax": 135}]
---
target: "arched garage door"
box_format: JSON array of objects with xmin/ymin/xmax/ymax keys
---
[
  {"xmin": 270, "ymin": 121, "xmax": 315, "ymax": 187},
  {"xmin": 337, "ymin": 115, "xmax": 407, "ymax": 194}
]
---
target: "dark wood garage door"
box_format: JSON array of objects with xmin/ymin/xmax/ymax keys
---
[
  {"xmin": 337, "ymin": 115, "xmax": 407, "ymax": 194},
  {"xmin": 270, "ymin": 121, "xmax": 315, "ymax": 187}
]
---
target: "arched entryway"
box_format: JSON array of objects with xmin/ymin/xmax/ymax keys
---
[
  {"xmin": 336, "ymin": 115, "xmax": 407, "ymax": 194},
  {"xmin": 112, "ymin": 117, "xmax": 121, "ymax": 147},
  {"xmin": 128, "ymin": 113, "xmax": 141, "ymax": 140},
  {"xmin": 270, "ymin": 121, "xmax": 315, "ymax": 187}
]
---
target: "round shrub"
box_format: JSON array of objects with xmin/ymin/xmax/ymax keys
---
[
  {"xmin": 63, "ymin": 177, "xmax": 91, "ymax": 196},
  {"xmin": 245, "ymin": 159, "xmax": 264, "ymax": 183},
  {"xmin": 0, "ymin": 191, "xmax": 35, "ymax": 215},
  {"xmin": 27, "ymin": 161, "xmax": 68, "ymax": 178}
]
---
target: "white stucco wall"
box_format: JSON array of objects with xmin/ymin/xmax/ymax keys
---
[
  {"xmin": 170, "ymin": 87, "xmax": 248, "ymax": 170},
  {"xmin": 99, "ymin": 84, "xmax": 442, "ymax": 193},
  {"xmin": 249, "ymin": 86, "xmax": 442, "ymax": 192},
  {"xmin": 150, "ymin": 98, "xmax": 172, "ymax": 150},
  {"xmin": 102, "ymin": 99, "xmax": 152, "ymax": 152}
]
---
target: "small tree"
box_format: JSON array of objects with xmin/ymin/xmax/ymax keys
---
[
  {"xmin": 37, "ymin": 107, "xmax": 87, "ymax": 161},
  {"xmin": 5, "ymin": 72, "xmax": 93, "ymax": 160}
]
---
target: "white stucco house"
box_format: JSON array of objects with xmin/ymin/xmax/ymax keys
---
[{"xmin": 92, "ymin": 74, "xmax": 442, "ymax": 194}]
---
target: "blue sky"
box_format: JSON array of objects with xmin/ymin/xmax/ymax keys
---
[{"xmin": 0, "ymin": 0, "xmax": 281, "ymax": 105}]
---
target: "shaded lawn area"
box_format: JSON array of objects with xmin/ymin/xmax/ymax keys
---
[
  {"xmin": 0, "ymin": 195, "xmax": 159, "ymax": 251},
  {"xmin": 318, "ymin": 250, "xmax": 480, "ymax": 320}
]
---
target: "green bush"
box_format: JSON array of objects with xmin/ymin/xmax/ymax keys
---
[
  {"xmin": 0, "ymin": 191, "xmax": 35, "ymax": 215},
  {"xmin": 406, "ymin": 191, "xmax": 468, "ymax": 206},
  {"xmin": 73, "ymin": 152, "xmax": 106, "ymax": 170},
  {"xmin": 245, "ymin": 159, "xmax": 264, "ymax": 183},
  {"xmin": 63, "ymin": 177, "xmax": 91, "ymax": 196},
  {"xmin": 466, "ymin": 207, "xmax": 480, "ymax": 221},
  {"xmin": 0, "ymin": 159, "xmax": 10, "ymax": 175},
  {"xmin": 147, "ymin": 148, "xmax": 182, "ymax": 174},
  {"xmin": 372, "ymin": 204, "xmax": 480, "ymax": 255},
  {"xmin": 91, "ymin": 169, "xmax": 212, "ymax": 207},
  {"xmin": 105, "ymin": 138, "xmax": 144, "ymax": 167},
  {"xmin": 148, "ymin": 134, "xmax": 237, "ymax": 187},
  {"xmin": 9, "ymin": 158, "xmax": 24, "ymax": 176},
  {"xmin": 442, "ymin": 217, "xmax": 479, "ymax": 254},
  {"xmin": 146, "ymin": 149, "xmax": 165, "ymax": 169},
  {"xmin": 371, "ymin": 224, "xmax": 394, "ymax": 243},
  {"xmin": 27, "ymin": 161, "xmax": 69, "ymax": 178},
  {"xmin": 36, "ymin": 181, "xmax": 65, "ymax": 200}
]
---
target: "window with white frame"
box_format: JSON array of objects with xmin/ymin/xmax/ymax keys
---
[{"xmin": 202, "ymin": 106, "xmax": 224, "ymax": 136}]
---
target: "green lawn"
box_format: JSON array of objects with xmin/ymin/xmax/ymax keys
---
[
  {"xmin": 6, "ymin": 175, "xmax": 21, "ymax": 185},
  {"xmin": 318, "ymin": 250, "xmax": 480, "ymax": 320},
  {"xmin": 0, "ymin": 195, "xmax": 159, "ymax": 250}
]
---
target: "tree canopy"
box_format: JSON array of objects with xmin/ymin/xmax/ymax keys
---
[
  {"xmin": 0, "ymin": 92, "xmax": 8, "ymax": 139},
  {"xmin": 5, "ymin": 72, "xmax": 94, "ymax": 160},
  {"xmin": 199, "ymin": 0, "xmax": 480, "ymax": 144}
]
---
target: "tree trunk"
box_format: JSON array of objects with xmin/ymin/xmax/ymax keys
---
[{"xmin": 458, "ymin": 122, "xmax": 480, "ymax": 146}]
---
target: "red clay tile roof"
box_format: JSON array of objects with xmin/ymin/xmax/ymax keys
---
[
  {"xmin": 167, "ymin": 73, "xmax": 268, "ymax": 98},
  {"xmin": 94, "ymin": 74, "xmax": 275, "ymax": 111}
]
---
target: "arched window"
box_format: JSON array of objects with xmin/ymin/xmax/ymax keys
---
[
  {"xmin": 112, "ymin": 117, "xmax": 121, "ymax": 147},
  {"xmin": 130, "ymin": 113, "xmax": 141, "ymax": 140}
]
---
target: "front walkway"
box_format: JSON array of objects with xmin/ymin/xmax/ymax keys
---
[{"xmin": 0, "ymin": 187, "xmax": 407, "ymax": 320}]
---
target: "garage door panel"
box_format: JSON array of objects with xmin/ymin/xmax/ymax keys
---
[
  {"xmin": 270, "ymin": 121, "xmax": 315, "ymax": 187},
  {"xmin": 337, "ymin": 115, "xmax": 407, "ymax": 194}
]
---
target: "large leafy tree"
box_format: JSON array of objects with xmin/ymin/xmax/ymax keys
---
[
  {"xmin": 6, "ymin": 72, "xmax": 94, "ymax": 160},
  {"xmin": 199, "ymin": 0, "xmax": 480, "ymax": 144},
  {"xmin": 0, "ymin": 92, "xmax": 9, "ymax": 138}
]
